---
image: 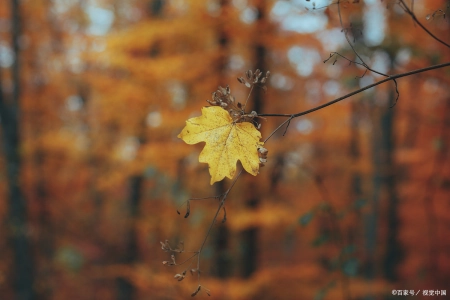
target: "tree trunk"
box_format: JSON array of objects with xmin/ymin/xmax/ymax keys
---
[
  {"xmin": 240, "ymin": 2, "xmax": 266, "ymax": 278},
  {"xmin": 116, "ymin": 174, "xmax": 143, "ymax": 300},
  {"xmin": 380, "ymin": 93, "xmax": 402, "ymax": 281},
  {"xmin": 0, "ymin": 1, "xmax": 35, "ymax": 299},
  {"xmin": 213, "ymin": 0, "xmax": 232, "ymax": 279},
  {"xmin": 365, "ymin": 88, "xmax": 402, "ymax": 286},
  {"xmin": 116, "ymin": 3, "xmax": 166, "ymax": 299}
]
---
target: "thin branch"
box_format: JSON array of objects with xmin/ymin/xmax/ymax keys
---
[
  {"xmin": 176, "ymin": 195, "xmax": 222, "ymax": 215},
  {"xmin": 325, "ymin": 52, "xmax": 400, "ymax": 104},
  {"xmin": 263, "ymin": 116, "xmax": 293, "ymax": 143},
  {"xmin": 337, "ymin": 0, "xmax": 368, "ymax": 67},
  {"xmin": 259, "ymin": 61, "xmax": 450, "ymax": 139},
  {"xmin": 336, "ymin": 0, "xmax": 400, "ymax": 103},
  {"xmin": 242, "ymin": 85, "xmax": 254, "ymax": 112},
  {"xmin": 195, "ymin": 168, "xmax": 244, "ymax": 283},
  {"xmin": 174, "ymin": 253, "xmax": 198, "ymax": 266},
  {"xmin": 398, "ymin": 0, "xmax": 450, "ymax": 49}
]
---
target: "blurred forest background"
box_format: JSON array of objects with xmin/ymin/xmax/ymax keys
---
[{"xmin": 0, "ymin": 0, "xmax": 449, "ymax": 299}]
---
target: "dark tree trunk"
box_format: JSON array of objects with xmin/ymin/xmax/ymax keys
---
[
  {"xmin": 380, "ymin": 94, "xmax": 402, "ymax": 281},
  {"xmin": 213, "ymin": 0, "xmax": 232, "ymax": 279},
  {"xmin": 0, "ymin": 1, "xmax": 35, "ymax": 299},
  {"xmin": 364, "ymin": 88, "xmax": 402, "ymax": 288},
  {"xmin": 240, "ymin": 2, "xmax": 266, "ymax": 278},
  {"xmin": 363, "ymin": 101, "xmax": 382, "ymax": 300},
  {"xmin": 116, "ymin": 175, "xmax": 143, "ymax": 300},
  {"xmin": 240, "ymin": 197, "xmax": 259, "ymax": 278},
  {"xmin": 214, "ymin": 181, "xmax": 231, "ymax": 278},
  {"xmin": 116, "ymin": 3, "xmax": 166, "ymax": 299},
  {"xmin": 421, "ymin": 98, "xmax": 450, "ymax": 285}
]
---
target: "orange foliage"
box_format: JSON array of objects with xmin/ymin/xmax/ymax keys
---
[{"xmin": 0, "ymin": 0, "xmax": 449, "ymax": 299}]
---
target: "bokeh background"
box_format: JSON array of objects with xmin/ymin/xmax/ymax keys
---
[{"xmin": 0, "ymin": 0, "xmax": 449, "ymax": 299}]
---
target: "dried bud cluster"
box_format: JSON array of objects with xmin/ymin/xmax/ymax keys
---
[
  {"xmin": 206, "ymin": 69, "xmax": 271, "ymax": 124},
  {"xmin": 160, "ymin": 240, "xmax": 184, "ymax": 253},
  {"xmin": 162, "ymin": 254, "xmax": 176, "ymax": 266},
  {"xmin": 174, "ymin": 270, "xmax": 186, "ymax": 281},
  {"xmin": 191, "ymin": 285, "xmax": 210, "ymax": 297},
  {"xmin": 257, "ymin": 146, "xmax": 268, "ymax": 166},
  {"xmin": 206, "ymin": 70, "xmax": 270, "ymax": 168},
  {"xmin": 207, "ymin": 85, "xmax": 235, "ymax": 108},
  {"xmin": 207, "ymin": 85, "xmax": 244, "ymax": 121},
  {"xmin": 237, "ymin": 69, "xmax": 270, "ymax": 91}
]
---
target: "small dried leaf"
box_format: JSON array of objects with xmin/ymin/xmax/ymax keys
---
[
  {"xmin": 237, "ymin": 77, "xmax": 245, "ymax": 84},
  {"xmin": 231, "ymin": 110, "xmax": 240, "ymax": 119},
  {"xmin": 177, "ymin": 241, "xmax": 184, "ymax": 252},
  {"xmin": 161, "ymin": 240, "xmax": 171, "ymax": 252},
  {"xmin": 218, "ymin": 86, "xmax": 227, "ymax": 94},
  {"xmin": 174, "ymin": 273, "xmax": 185, "ymax": 281},
  {"xmin": 191, "ymin": 285, "xmax": 201, "ymax": 297},
  {"xmin": 245, "ymin": 82, "xmax": 251, "ymax": 88},
  {"xmin": 258, "ymin": 146, "xmax": 267, "ymax": 153},
  {"xmin": 185, "ymin": 201, "xmax": 190, "ymax": 218}
]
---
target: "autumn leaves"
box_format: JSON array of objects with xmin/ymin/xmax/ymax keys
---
[
  {"xmin": 178, "ymin": 106, "xmax": 264, "ymax": 184},
  {"xmin": 177, "ymin": 71, "xmax": 268, "ymax": 185}
]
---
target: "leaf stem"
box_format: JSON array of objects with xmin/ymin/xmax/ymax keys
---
[{"xmin": 242, "ymin": 85, "xmax": 254, "ymax": 112}]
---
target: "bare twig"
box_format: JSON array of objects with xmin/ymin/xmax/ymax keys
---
[
  {"xmin": 263, "ymin": 116, "xmax": 293, "ymax": 143},
  {"xmin": 398, "ymin": 0, "xmax": 450, "ymax": 49},
  {"xmin": 336, "ymin": 0, "xmax": 400, "ymax": 104},
  {"xmin": 260, "ymin": 61, "xmax": 450, "ymax": 139},
  {"xmin": 195, "ymin": 168, "xmax": 243, "ymax": 283}
]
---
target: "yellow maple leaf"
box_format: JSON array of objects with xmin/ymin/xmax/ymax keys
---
[{"xmin": 178, "ymin": 106, "xmax": 263, "ymax": 185}]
